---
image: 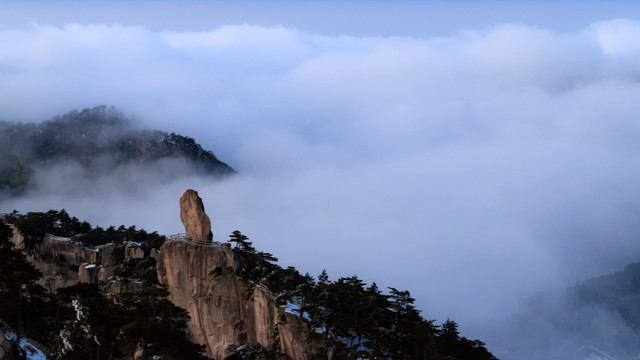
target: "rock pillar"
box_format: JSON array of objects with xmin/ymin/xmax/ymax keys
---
[{"xmin": 179, "ymin": 189, "xmax": 212, "ymax": 242}]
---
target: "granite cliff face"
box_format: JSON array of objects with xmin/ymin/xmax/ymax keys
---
[
  {"xmin": 156, "ymin": 240, "xmax": 311, "ymax": 359},
  {"xmin": 156, "ymin": 189, "xmax": 311, "ymax": 358},
  {"xmin": 14, "ymin": 233, "xmax": 148, "ymax": 293}
]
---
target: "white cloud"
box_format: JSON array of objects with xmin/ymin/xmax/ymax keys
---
[
  {"xmin": 2, "ymin": 19, "xmax": 640, "ymax": 346},
  {"xmin": 591, "ymin": 18, "xmax": 640, "ymax": 56}
]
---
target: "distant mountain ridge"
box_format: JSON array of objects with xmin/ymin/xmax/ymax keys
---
[
  {"xmin": 0, "ymin": 106, "xmax": 234, "ymax": 196},
  {"xmin": 508, "ymin": 262, "xmax": 640, "ymax": 360}
]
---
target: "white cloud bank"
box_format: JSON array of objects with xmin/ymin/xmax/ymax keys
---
[{"xmin": 2, "ymin": 19, "xmax": 640, "ymax": 344}]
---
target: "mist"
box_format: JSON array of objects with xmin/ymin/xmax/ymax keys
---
[{"xmin": 2, "ymin": 10, "xmax": 640, "ymax": 356}]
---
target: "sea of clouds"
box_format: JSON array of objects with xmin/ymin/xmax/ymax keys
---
[{"xmin": 2, "ymin": 19, "xmax": 640, "ymax": 349}]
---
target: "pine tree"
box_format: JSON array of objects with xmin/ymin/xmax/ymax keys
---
[
  {"xmin": 52, "ymin": 282, "xmax": 207, "ymax": 359},
  {"xmin": 386, "ymin": 287, "xmax": 428, "ymax": 359},
  {"xmin": 440, "ymin": 318, "xmax": 461, "ymax": 354},
  {"xmin": 228, "ymin": 231, "xmax": 278, "ymax": 282},
  {"xmin": 330, "ymin": 276, "xmax": 366, "ymax": 350},
  {"xmin": 229, "ymin": 230, "xmax": 254, "ymax": 251},
  {"xmin": 116, "ymin": 286, "xmax": 207, "ymax": 360},
  {"xmin": 308, "ymin": 269, "xmax": 335, "ymax": 357},
  {"xmin": 361, "ymin": 282, "xmax": 392, "ymax": 358},
  {"xmin": 0, "ymin": 219, "xmax": 46, "ymax": 340},
  {"xmin": 52, "ymin": 284, "xmax": 127, "ymax": 360}
]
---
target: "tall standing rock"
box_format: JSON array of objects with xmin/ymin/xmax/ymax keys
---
[{"xmin": 180, "ymin": 189, "xmax": 212, "ymax": 242}]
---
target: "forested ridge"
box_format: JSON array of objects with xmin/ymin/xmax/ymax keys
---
[
  {"xmin": 225, "ymin": 230, "xmax": 497, "ymax": 360},
  {"xmin": 0, "ymin": 106, "xmax": 234, "ymax": 196},
  {"xmin": 0, "ymin": 210, "xmax": 498, "ymax": 359}
]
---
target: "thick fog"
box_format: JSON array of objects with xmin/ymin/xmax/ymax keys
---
[{"xmin": 2, "ymin": 5, "xmax": 640, "ymax": 353}]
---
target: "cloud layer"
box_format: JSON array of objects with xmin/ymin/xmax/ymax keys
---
[{"xmin": 2, "ymin": 19, "xmax": 640, "ymax": 345}]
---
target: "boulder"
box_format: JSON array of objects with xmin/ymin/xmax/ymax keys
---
[
  {"xmin": 97, "ymin": 242, "xmax": 124, "ymax": 281},
  {"xmin": 179, "ymin": 189, "xmax": 212, "ymax": 242},
  {"xmin": 97, "ymin": 243, "xmax": 122, "ymax": 267},
  {"xmin": 125, "ymin": 241, "xmax": 150, "ymax": 259}
]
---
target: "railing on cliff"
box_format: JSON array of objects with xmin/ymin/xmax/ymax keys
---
[
  {"xmin": 166, "ymin": 233, "xmax": 213, "ymax": 246},
  {"xmin": 255, "ymin": 282, "xmax": 277, "ymax": 301}
]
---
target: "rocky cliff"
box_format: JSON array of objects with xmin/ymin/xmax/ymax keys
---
[
  {"xmin": 156, "ymin": 240, "xmax": 311, "ymax": 360},
  {"xmin": 17, "ymin": 233, "xmax": 148, "ymax": 293},
  {"xmin": 5, "ymin": 202, "xmax": 314, "ymax": 359}
]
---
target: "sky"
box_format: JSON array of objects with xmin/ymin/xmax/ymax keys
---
[{"xmin": 2, "ymin": 0, "xmax": 640, "ymax": 352}]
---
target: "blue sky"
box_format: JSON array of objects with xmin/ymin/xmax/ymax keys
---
[
  {"xmin": 2, "ymin": 0, "xmax": 640, "ymax": 352},
  {"xmin": 3, "ymin": 1, "xmax": 640, "ymax": 36}
]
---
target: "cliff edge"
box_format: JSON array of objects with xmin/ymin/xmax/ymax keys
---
[{"xmin": 156, "ymin": 240, "xmax": 310, "ymax": 359}]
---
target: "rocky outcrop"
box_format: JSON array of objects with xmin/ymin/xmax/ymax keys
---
[
  {"xmin": 9, "ymin": 225, "xmax": 24, "ymax": 250},
  {"xmin": 125, "ymin": 241, "xmax": 150, "ymax": 259},
  {"xmin": 99, "ymin": 243, "xmax": 122, "ymax": 267},
  {"xmin": 180, "ymin": 189, "xmax": 212, "ymax": 242},
  {"xmin": 156, "ymin": 240, "xmax": 311, "ymax": 359},
  {"xmin": 97, "ymin": 242, "xmax": 124, "ymax": 281},
  {"xmin": 7, "ymin": 197, "xmax": 313, "ymax": 359},
  {"xmin": 31, "ymin": 236, "xmax": 128, "ymax": 290},
  {"xmin": 34, "ymin": 235, "xmax": 95, "ymax": 292},
  {"xmin": 279, "ymin": 312, "xmax": 312, "ymax": 360},
  {"xmin": 40, "ymin": 235, "xmax": 99, "ymax": 264}
]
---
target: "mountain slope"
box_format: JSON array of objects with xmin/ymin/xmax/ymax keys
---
[
  {"xmin": 1, "ymin": 209, "xmax": 498, "ymax": 360},
  {"xmin": 506, "ymin": 263, "xmax": 640, "ymax": 360},
  {"xmin": 0, "ymin": 106, "xmax": 234, "ymax": 196}
]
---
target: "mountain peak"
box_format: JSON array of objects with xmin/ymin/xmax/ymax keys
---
[{"xmin": 0, "ymin": 106, "xmax": 234, "ymax": 196}]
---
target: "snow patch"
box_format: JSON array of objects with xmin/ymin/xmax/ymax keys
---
[
  {"xmin": 283, "ymin": 301, "xmax": 299, "ymax": 315},
  {"xmin": 4, "ymin": 332, "xmax": 47, "ymax": 360},
  {"xmin": 50, "ymin": 236, "xmax": 72, "ymax": 242},
  {"xmin": 281, "ymin": 299, "xmax": 310, "ymax": 320}
]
